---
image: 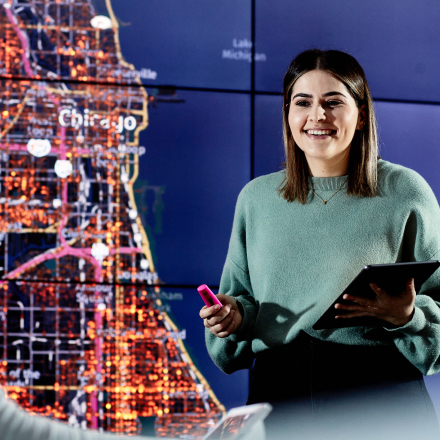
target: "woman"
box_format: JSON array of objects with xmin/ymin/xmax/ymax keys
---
[{"xmin": 200, "ymin": 49, "xmax": 440, "ymax": 440}]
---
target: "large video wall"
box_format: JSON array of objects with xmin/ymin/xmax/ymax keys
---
[{"xmin": 0, "ymin": 0, "xmax": 439, "ymax": 438}]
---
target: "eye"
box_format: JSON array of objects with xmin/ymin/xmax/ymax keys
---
[
  {"xmin": 294, "ymin": 100, "xmax": 310, "ymax": 107},
  {"xmin": 326, "ymin": 100, "xmax": 342, "ymax": 107}
]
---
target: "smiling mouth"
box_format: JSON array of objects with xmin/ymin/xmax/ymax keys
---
[{"xmin": 304, "ymin": 129, "xmax": 336, "ymax": 136}]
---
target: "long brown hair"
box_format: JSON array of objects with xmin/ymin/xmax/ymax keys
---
[{"xmin": 279, "ymin": 49, "xmax": 379, "ymax": 203}]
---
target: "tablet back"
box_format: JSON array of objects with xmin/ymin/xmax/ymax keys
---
[{"xmin": 313, "ymin": 260, "xmax": 440, "ymax": 330}]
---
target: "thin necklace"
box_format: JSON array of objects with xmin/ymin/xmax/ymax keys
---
[{"xmin": 311, "ymin": 177, "xmax": 348, "ymax": 205}]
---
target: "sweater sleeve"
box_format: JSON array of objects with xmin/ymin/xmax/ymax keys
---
[
  {"xmin": 0, "ymin": 389, "xmax": 147, "ymax": 440},
  {"xmin": 205, "ymin": 188, "xmax": 258, "ymax": 374},
  {"xmin": 384, "ymin": 171, "xmax": 440, "ymax": 375}
]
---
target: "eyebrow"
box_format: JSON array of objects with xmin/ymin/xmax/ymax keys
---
[{"xmin": 291, "ymin": 91, "xmax": 347, "ymax": 100}]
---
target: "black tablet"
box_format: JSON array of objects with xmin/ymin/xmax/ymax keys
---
[{"xmin": 313, "ymin": 260, "xmax": 440, "ymax": 330}]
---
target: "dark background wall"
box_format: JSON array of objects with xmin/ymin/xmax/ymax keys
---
[{"xmin": 105, "ymin": 0, "xmax": 440, "ymax": 414}]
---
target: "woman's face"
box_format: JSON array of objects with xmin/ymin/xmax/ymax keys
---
[{"xmin": 288, "ymin": 69, "xmax": 365, "ymax": 170}]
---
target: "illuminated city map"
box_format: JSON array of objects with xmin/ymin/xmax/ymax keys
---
[{"xmin": 0, "ymin": 0, "xmax": 224, "ymax": 437}]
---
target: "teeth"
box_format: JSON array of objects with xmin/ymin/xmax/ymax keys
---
[{"xmin": 307, "ymin": 130, "xmax": 333, "ymax": 135}]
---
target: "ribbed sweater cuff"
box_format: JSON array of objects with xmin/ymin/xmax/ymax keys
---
[
  {"xmin": 232, "ymin": 298, "xmax": 255, "ymax": 341},
  {"xmin": 384, "ymin": 307, "xmax": 426, "ymax": 335}
]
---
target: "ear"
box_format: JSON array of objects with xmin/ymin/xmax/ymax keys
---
[{"xmin": 356, "ymin": 104, "xmax": 367, "ymax": 130}]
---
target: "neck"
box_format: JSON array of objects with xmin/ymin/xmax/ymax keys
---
[{"xmin": 306, "ymin": 151, "xmax": 350, "ymax": 177}]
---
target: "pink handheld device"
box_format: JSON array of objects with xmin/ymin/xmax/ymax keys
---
[{"xmin": 197, "ymin": 284, "xmax": 223, "ymax": 309}]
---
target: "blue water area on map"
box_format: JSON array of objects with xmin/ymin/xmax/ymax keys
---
[
  {"xmin": 255, "ymin": 0, "xmax": 440, "ymax": 101},
  {"xmin": 137, "ymin": 89, "xmax": 250, "ymax": 286},
  {"xmin": 7, "ymin": 234, "xmax": 56, "ymax": 274},
  {"xmin": 161, "ymin": 287, "xmax": 249, "ymax": 410},
  {"xmin": 109, "ymin": 0, "xmax": 251, "ymax": 90}
]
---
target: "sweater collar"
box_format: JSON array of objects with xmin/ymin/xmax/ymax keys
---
[{"xmin": 308, "ymin": 175, "xmax": 348, "ymax": 191}]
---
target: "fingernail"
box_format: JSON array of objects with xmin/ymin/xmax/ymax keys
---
[{"xmin": 214, "ymin": 305, "xmax": 220, "ymax": 311}]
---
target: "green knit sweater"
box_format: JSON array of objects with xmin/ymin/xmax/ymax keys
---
[{"xmin": 206, "ymin": 160, "xmax": 440, "ymax": 375}]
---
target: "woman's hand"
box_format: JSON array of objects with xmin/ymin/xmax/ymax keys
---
[
  {"xmin": 200, "ymin": 294, "xmax": 243, "ymax": 338},
  {"xmin": 334, "ymin": 278, "xmax": 416, "ymax": 327}
]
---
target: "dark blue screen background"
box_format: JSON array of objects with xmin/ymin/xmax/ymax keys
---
[
  {"xmin": 137, "ymin": 90, "xmax": 250, "ymax": 286},
  {"xmin": 111, "ymin": 0, "xmax": 252, "ymax": 90},
  {"xmin": 255, "ymin": 0, "xmax": 440, "ymax": 101}
]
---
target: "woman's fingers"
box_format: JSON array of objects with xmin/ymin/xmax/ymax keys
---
[
  {"xmin": 206, "ymin": 305, "xmax": 232, "ymax": 326},
  {"xmin": 341, "ymin": 293, "xmax": 375, "ymax": 308},
  {"xmin": 206, "ymin": 308, "xmax": 235, "ymax": 336},
  {"xmin": 335, "ymin": 302, "xmax": 374, "ymax": 312},
  {"xmin": 200, "ymin": 293, "xmax": 242, "ymax": 337},
  {"xmin": 334, "ymin": 301, "xmax": 376, "ymax": 319},
  {"xmin": 217, "ymin": 310, "xmax": 237, "ymax": 338},
  {"xmin": 335, "ymin": 278, "xmax": 416, "ymax": 325},
  {"xmin": 199, "ymin": 304, "xmax": 221, "ymax": 320},
  {"xmin": 335, "ymin": 310, "xmax": 372, "ymax": 319},
  {"xmin": 201, "ymin": 305, "xmax": 231, "ymax": 326}
]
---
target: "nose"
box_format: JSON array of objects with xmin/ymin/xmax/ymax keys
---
[{"xmin": 308, "ymin": 103, "xmax": 326, "ymax": 122}]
